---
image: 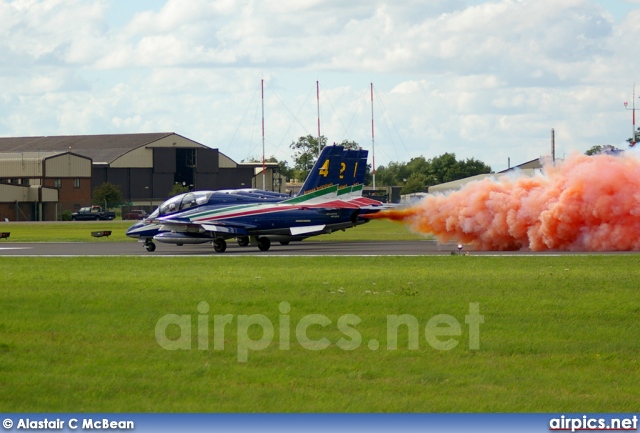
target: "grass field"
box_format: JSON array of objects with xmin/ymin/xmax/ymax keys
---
[{"xmin": 1, "ymin": 255, "xmax": 638, "ymax": 412}]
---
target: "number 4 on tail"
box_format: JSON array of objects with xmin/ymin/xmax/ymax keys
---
[{"xmin": 318, "ymin": 159, "xmax": 330, "ymax": 177}]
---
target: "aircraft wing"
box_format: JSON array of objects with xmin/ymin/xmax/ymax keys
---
[
  {"xmin": 152, "ymin": 217, "xmax": 255, "ymax": 236},
  {"xmin": 153, "ymin": 214, "xmax": 330, "ymax": 237},
  {"xmin": 200, "ymin": 223, "xmax": 252, "ymax": 235}
]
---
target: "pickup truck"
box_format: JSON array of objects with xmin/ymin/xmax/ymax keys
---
[
  {"xmin": 123, "ymin": 209, "xmax": 148, "ymax": 220},
  {"xmin": 71, "ymin": 206, "xmax": 116, "ymax": 221}
]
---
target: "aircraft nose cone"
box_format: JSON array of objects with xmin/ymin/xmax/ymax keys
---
[{"xmin": 126, "ymin": 222, "xmax": 143, "ymax": 238}]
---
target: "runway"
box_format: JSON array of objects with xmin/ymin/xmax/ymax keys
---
[
  {"xmin": 0, "ymin": 240, "xmax": 632, "ymax": 256},
  {"xmin": 0, "ymin": 240, "xmax": 460, "ymax": 256}
]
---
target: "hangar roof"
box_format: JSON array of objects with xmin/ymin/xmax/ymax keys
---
[
  {"xmin": 0, "ymin": 151, "xmax": 92, "ymax": 178},
  {"xmin": 0, "ymin": 151, "xmax": 67, "ymax": 160},
  {"xmin": 0, "ymin": 132, "xmax": 204, "ymax": 165}
]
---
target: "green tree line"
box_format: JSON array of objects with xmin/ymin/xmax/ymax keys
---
[{"xmin": 375, "ymin": 153, "xmax": 492, "ymax": 194}]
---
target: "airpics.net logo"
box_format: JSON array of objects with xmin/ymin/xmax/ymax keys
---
[{"xmin": 155, "ymin": 302, "xmax": 484, "ymax": 362}]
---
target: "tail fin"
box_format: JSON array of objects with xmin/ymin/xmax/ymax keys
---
[
  {"xmin": 337, "ymin": 149, "xmax": 360, "ymax": 189},
  {"xmin": 287, "ymin": 146, "xmax": 371, "ymax": 205},
  {"xmin": 296, "ymin": 145, "xmax": 345, "ymax": 196},
  {"xmin": 336, "ymin": 149, "xmax": 368, "ymax": 199},
  {"xmin": 354, "ymin": 149, "xmax": 369, "ymax": 188}
]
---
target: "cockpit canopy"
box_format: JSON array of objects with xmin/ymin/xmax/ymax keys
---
[
  {"xmin": 148, "ymin": 188, "xmax": 289, "ymax": 219},
  {"xmin": 154, "ymin": 191, "xmax": 213, "ymax": 217}
]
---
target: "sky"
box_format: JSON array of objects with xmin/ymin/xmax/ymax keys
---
[{"xmin": 1, "ymin": 0, "xmax": 640, "ymax": 173}]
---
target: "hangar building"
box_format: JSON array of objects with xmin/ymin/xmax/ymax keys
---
[{"xmin": 0, "ymin": 133, "xmax": 282, "ymax": 220}]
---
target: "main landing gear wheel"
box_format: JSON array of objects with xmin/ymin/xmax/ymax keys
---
[
  {"xmin": 237, "ymin": 236, "xmax": 249, "ymax": 247},
  {"xmin": 257, "ymin": 237, "xmax": 271, "ymax": 251},
  {"xmin": 145, "ymin": 241, "xmax": 156, "ymax": 252},
  {"xmin": 213, "ymin": 239, "xmax": 227, "ymax": 253}
]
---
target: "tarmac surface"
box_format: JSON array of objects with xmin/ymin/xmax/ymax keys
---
[
  {"xmin": 0, "ymin": 240, "xmax": 459, "ymax": 256},
  {"xmin": 0, "ymin": 240, "xmax": 633, "ymax": 256}
]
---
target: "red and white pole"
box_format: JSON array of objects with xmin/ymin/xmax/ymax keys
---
[
  {"xmin": 633, "ymin": 84, "xmax": 636, "ymax": 147},
  {"xmin": 371, "ymin": 83, "xmax": 376, "ymax": 189},
  {"xmin": 261, "ymin": 79, "xmax": 266, "ymax": 188},
  {"xmin": 317, "ymin": 80, "xmax": 321, "ymax": 156}
]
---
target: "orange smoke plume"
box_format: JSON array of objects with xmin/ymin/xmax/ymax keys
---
[{"xmin": 370, "ymin": 152, "xmax": 640, "ymax": 251}]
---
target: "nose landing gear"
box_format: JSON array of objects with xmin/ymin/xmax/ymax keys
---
[{"xmin": 144, "ymin": 239, "xmax": 156, "ymax": 252}]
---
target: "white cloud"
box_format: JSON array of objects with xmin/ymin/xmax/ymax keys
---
[
  {"xmin": 0, "ymin": 0, "xmax": 637, "ymax": 172},
  {"xmin": 1, "ymin": 0, "xmax": 109, "ymax": 66}
]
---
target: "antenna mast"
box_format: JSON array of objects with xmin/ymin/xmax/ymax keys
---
[
  {"xmin": 551, "ymin": 128, "xmax": 555, "ymax": 163},
  {"xmin": 371, "ymin": 83, "xmax": 376, "ymax": 189},
  {"xmin": 261, "ymin": 79, "xmax": 266, "ymax": 190},
  {"xmin": 317, "ymin": 80, "xmax": 321, "ymax": 157},
  {"xmin": 633, "ymin": 83, "xmax": 636, "ymax": 147},
  {"xmin": 624, "ymin": 83, "xmax": 637, "ymax": 147}
]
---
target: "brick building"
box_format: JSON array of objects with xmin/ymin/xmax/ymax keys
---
[{"xmin": 0, "ymin": 151, "xmax": 91, "ymax": 221}]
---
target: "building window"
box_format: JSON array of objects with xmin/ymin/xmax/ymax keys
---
[
  {"xmin": 54, "ymin": 178, "xmax": 61, "ymax": 188},
  {"xmin": 74, "ymin": 178, "xmax": 80, "ymax": 188}
]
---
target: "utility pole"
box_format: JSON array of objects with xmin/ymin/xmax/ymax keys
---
[
  {"xmin": 624, "ymin": 83, "xmax": 638, "ymax": 147},
  {"xmin": 317, "ymin": 81, "xmax": 322, "ymax": 157},
  {"xmin": 551, "ymin": 128, "xmax": 555, "ymax": 163},
  {"xmin": 261, "ymin": 79, "xmax": 266, "ymax": 190},
  {"xmin": 371, "ymin": 83, "xmax": 376, "ymax": 189}
]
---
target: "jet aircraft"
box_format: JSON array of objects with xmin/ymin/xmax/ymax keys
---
[{"xmin": 126, "ymin": 145, "xmax": 386, "ymax": 252}]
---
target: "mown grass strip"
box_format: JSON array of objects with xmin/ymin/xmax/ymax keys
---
[{"xmin": 0, "ymin": 255, "xmax": 638, "ymax": 412}]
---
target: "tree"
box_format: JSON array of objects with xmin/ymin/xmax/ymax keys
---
[
  {"xmin": 401, "ymin": 172, "xmax": 429, "ymax": 194},
  {"xmin": 290, "ymin": 135, "xmax": 325, "ymax": 169},
  {"xmin": 169, "ymin": 183, "xmax": 190, "ymax": 198},
  {"xmin": 585, "ymin": 145, "xmax": 603, "ymax": 155},
  {"xmin": 585, "ymin": 145, "xmax": 623, "ymax": 156},
  {"xmin": 458, "ymin": 157, "xmax": 492, "ymax": 177},
  {"xmin": 335, "ymin": 139, "xmax": 361, "ymax": 150},
  {"xmin": 428, "ymin": 153, "xmax": 458, "ymax": 184},
  {"xmin": 92, "ymin": 182, "xmax": 123, "ymax": 208},
  {"xmin": 290, "ymin": 135, "xmax": 328, "ymax": 181},
  {"xmin": 374, "ymin": 153, "xmax": 491, "ymax": 188},
  {"xmin": 375, "ymin": 161, "xmax": 410, "ymax": 186}
]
